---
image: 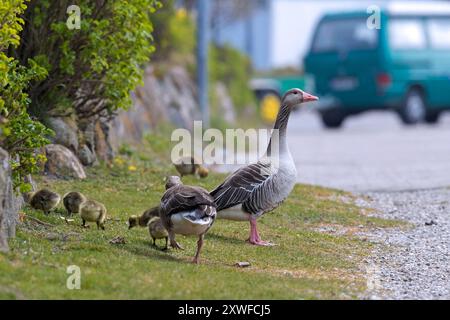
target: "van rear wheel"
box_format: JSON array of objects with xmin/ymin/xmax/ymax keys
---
[
  {"xmin": 399, "ymin": 89, "xmax": 426, "ymax": 125},
  {"xmin": 320, "ymin": 109, "xmax": 345, "ymax": 128}
]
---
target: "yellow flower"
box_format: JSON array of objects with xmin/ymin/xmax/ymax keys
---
[
  {"xmin": 114, "ymin": 157, "xmax": 125, "ymax": 165},
  {"xmin": 128, "ymin": 165, "xmax": 137, "ymax": 172},
  {"xmin": 176, "ymin": 8, "xmax": 187, "ymax": 20}
]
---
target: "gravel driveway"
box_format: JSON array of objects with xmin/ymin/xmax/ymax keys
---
[
  {"xmin": 287, "ymin": 111, "xmax": 450, "ymax": 299},
  {"xmin": 357, "ymin": 189, "xmax": 450, "ymax": 299}
]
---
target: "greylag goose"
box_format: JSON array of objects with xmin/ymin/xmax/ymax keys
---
[
  {"xmin": 63, "ymin": 191, "xmax": 87, "ymax": 215},
  {"xmin": 128, "ymin": 206, "xmax": 160, "ymax": 229},
  {"xmin": 159, "ymin": 176, "xmax": 217, "ymax": 263},
  {"xmin": 210, "ymin": 88, "xmax": 318, "ymax": 245},
  {"xmin": 79, "ymin": 199, "xmax": 107, "ymax": 230},
  {"xmin": 174, "ymin": 156, "xmax": 209, "ymax": 178},
  {"xmin": 148, "ymin": 216, "xmax": 169, "ymax": 250},
  {"xmin": 24, "ymin": 189, "xmax": 61, "ymax": 214}
]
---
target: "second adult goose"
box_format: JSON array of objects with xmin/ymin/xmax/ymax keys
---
[
  {"xmin": 159, "ymin": 176, "xmax": 217, "ymax": 263},
  {"xmin": 210, "ymin": 88, "xmax": 318, "ymax": 246}
]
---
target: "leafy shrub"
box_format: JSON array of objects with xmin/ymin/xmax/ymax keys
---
[
  {"xmin": 152, "ymin": 2, "xmax": 195, "ymax": 68},
  {"xmin": 1, "ymin": 0, "xmax": 160, "ymax": 191},
  {"xmin": 0, "ymin": 0, "xmax": 52, "ymax": 192},
  {"xmin": 16, "ymin": 0, "xmax": 161, "ymax": 119},
  {"xmin": 209, "ymin": 44, "xmax": 256, "ymax": 114}
]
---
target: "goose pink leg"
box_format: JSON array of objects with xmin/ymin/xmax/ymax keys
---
[{"xmin": 247, "ymin": 217, "xmax": 275, "ymax": 246}]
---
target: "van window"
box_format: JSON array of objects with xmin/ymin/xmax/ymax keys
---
[
  {"xmin": 312, "ymin": 18, "xmax": 378, "ymax": 52},
  {"xmin": 388, "ymin": 19, "xmax": 426, "ymax": 50},
  {"xmin": 427, "ymin": 18, "xmax": 450, "ymax": 49}
]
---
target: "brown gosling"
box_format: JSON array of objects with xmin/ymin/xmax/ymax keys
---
[
  {"xmin": 128, "ymin": 206, "xmax": 160, "ymax": 229},
  {"xmin": 79, "ymin": 199, "xmax": 107, "ymax": 230},
  {"xmin": 148, "ymin": 216, "xmax": 168, "ymax": 250},
  {"xmin": 24, "ymin": 189, "xmax": 61, "ymax": 214},
  {"xmin": 173, "ymin": 156, "xmax": 209, "ymax": 178},
  {"xmin": 63, "ymin": 192, "xmax": 87, "ymax": 216}
]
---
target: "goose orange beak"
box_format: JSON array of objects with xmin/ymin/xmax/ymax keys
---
[{"xmin": 303, "ymin": 92, "xmax": 319, "ymax": 102}]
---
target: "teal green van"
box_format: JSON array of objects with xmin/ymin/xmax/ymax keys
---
[{"xmin": 304, "ymin": 7, "xmax": 450, "ymax": 128}]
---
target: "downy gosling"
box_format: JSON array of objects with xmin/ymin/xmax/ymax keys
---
[
  {"xmin": 173, "ymin": 156, "xmax": 209, "ymax": 178},
  {"xmin": 148, "ymin": 216, "xmax": 169, "ymax": 250},
  {"xmin": 63, "ymin": 191, "xmax": 87, "ymax": 215},
  {"xmin": 80, "ymin": 199, "xmax": 107, "ymax": 230},
  {"xmin": 128, "ymin": 206, "xmax": 160, "ymax": 229},
  {"xmin": 24, "ymin": 189, "xmax": 61, "ymax": 214}
]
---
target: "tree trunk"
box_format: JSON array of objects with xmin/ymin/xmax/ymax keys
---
[{"xmin": 0, "ymin": 148, "xmax": 19, "ymax": 252}]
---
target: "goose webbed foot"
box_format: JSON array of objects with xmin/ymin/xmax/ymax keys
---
[
  {"xmin": 170, "ymin": 241, "xmax": 184, "ymax": 250},
  {"xmin": 247, "ymin": 238, "xmax": 275, "ymax": 246},
  {"xmin": 169, "ymin": 231, "xmax": 184, "ymax": 250},
  {"xmin": 247, "ymin": 217, "xmax": 276, "ymax": 246}
]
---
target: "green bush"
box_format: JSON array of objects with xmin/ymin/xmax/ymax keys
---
[
  {"xmin": 16, "ymin": 0, "xmax": 160, "ymax": 119},
  {"xmin": 0, "ymin": 0, "xmax": 52, "ymax": 192},
  {"xmin": 152, "ymin": 2, "xmax": 195, "ymax": 69},
  {"xmin": 1, "ymin": 0, "xmax": 160, "ymax": 191},
  {"xmin": 209, "ymin": 44, "xmax": 256, "ymax": 114}
]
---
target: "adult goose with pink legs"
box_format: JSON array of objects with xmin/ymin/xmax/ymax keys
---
[{"xmin": 210, "ymin": 88, "xmax": 318, "ymax": 245}]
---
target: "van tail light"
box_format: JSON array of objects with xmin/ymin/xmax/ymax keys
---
[{"xmin": 376, "ymin": 73, "xmax": 392, "ymax": 88}]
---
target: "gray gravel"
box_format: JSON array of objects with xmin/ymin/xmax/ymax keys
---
[{"xmin": 357, "ymin": 188, "xmax": 450, "ymax": 300}]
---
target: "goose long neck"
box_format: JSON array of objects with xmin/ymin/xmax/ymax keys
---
[{"xmin": 266, "ymin": 104, "xmax": 292, "ymax": 156}]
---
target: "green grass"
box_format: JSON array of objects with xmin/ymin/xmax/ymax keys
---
[{"xmin": 0, "ymin": 150, "xmax": 402, "ymax": 299}]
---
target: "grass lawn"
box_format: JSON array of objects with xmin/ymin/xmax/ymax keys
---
[{"xmin": 0, "ymin": 144, "xmax": 402, "ymax": 299}]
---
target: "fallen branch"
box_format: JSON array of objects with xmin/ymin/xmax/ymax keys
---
[{"xmin": 22, "ymin": 214, "xmax": 56, "ymax": 228}]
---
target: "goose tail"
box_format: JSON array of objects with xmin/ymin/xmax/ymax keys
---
[{"xmin": 183, "ymin": 205, "xmax": 216, "ymax": 225}]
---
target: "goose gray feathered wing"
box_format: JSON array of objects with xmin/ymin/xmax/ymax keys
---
[
  {"xmin": 161, "ymin": 185, "xmax": 216, "ymax": 217},
  {"xmin": 210, "ymin": 160, "xmax": 275, "ymax": 213}
]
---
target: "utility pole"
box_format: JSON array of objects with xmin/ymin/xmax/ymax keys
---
[{"xmin": 197, "ymin": 0, "xmax": 210, "ymax": 128}]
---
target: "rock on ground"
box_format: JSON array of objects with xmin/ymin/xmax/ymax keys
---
[
  {"xmin": 77, "ymin": 144, "xmax": 97, "ymax": 166},
  {"xmin": 215, "ymin": 82, "xmax": 236, "ymax": 123},
  {"xmin": 111, "ymin": 64, "xmax": 201, "ymax": 145},
  {"xmin": 41, "ymin": 65, "xmax": 221, "ymax": 164},
  {"xmin": 47, "ymin": 117, "xmax": 79, "ymax": 153},
  {"xmin": 44, "ymin": 144, "xmax": 86, "ymax": 179}
]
